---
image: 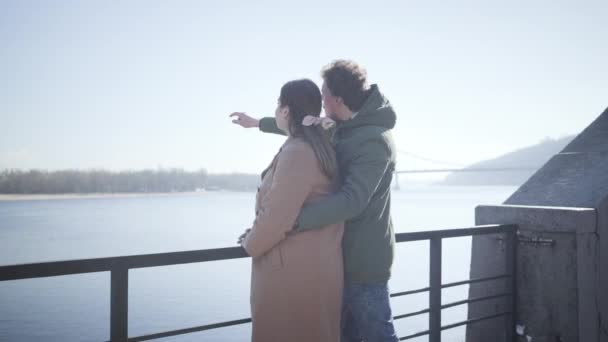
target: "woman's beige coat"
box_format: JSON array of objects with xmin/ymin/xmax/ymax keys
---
[{"xmin": 242, "ymin": 137, "xmax": 344, "ymax": 342}]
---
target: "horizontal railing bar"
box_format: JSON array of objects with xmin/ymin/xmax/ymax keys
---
[
  {"xmin": 394, "ymin": 308, "xmax": 431, "ymax": 320},
  {"xmin": 126, "ymin": 305, "xmax": 512, "ymax": 340},
  {"xmin": 390, "ymin": 286, "xmax": 430, "ymax": 297},
  {"xmin": 126, "ymin": 306, "xmax": 511, "ymax": 341},
  {"xmin": 393, "ymin": 293, "xmax": 512, "ymax": 320},
  {"xmin": 0, "ymin": 224, "xmax": 516, "ymax": 282},
  {"xmin": 395, "ymin": 224, "xmax": 516, "ymax": 242},
  {"xmin": 124, "ymin": 318, "xmax": 252, "ymax": 341},
  {"xmin": 393, "ymin": 293, "xmax": 512, "ymax": 322},
  {"xmin": 441, "ymin": 274, "xmax": 510, "ymax": 289},
  {"xmin": 441, "ymin": 311, "xmax": 510, "ymax": 331},
  {"xmin": 399, "ymin": 329, "xmax": 430, "ymax": 340},
  {"xmin": 441, "ymin": 292, "xmax": 512, "ymax": 310},
  {"xmin": 0, "ymin": 246, "xmax": 249, "ymax": 281},
  {"xmin": 390, "ymin": 274, "xmax": 509, "ymax": 299}
]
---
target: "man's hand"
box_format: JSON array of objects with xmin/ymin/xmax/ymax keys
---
[
  {"xmin": 230, "ymin": 112, "xmax": 260, "ymax": 128},
  {"xmin": 237, "ymin": 228, "xmax": 252, "ymax": 245}
]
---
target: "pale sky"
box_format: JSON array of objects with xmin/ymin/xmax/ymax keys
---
[{"xmin": 1, "ymin": 0, "xmax": 606, "ymax": 174}]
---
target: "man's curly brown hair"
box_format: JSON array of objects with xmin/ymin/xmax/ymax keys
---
[{"xmin": 321, "ymin": 60, "xmax": 370, "ymax": 112}]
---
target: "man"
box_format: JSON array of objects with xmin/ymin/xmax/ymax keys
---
[{"xmin": 231, "ymin": 60, "xmax": 398, "ymax": 342}]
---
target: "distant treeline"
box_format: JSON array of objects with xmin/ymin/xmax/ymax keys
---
[{"xmin": 0, "ymin": 169, "xmax": 261, "ymax": 194}]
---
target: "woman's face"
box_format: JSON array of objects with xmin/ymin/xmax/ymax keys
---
[{"xmin": 274, "ymin": 100, "xmax": 290, "ymax": 134}]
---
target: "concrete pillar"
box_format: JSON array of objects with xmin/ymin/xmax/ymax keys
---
[
  {"xmin": 467, "ymin": 107, "xmax": 608, "ymax": 342},
  {"xmin": 467, "ymin": 205, "xmax": 596, "ymax": 342}
]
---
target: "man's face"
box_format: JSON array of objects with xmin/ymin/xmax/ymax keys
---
[{"xmin": 321, "ymin": 82, "xmax": 340, "ymax": 120}]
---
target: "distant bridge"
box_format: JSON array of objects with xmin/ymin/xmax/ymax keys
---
[
  {"xmin": 392, "ymin": 149, "xmax": 539, "ymax": 188},
  {"xmin": 395, "ymin": 167, "xmax": 537, "ymax": 174},
  {"xmin": 393, "ymin": 167, "xmax": 538, "ymax": 190}
]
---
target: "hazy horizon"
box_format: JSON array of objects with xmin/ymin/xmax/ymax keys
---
[
  {"xmin": 0, "ymin": 133, "xmax": 576, "ymax": 174},
  {"xmin": 2, "ymin": 1, "xmax": 607, "ymax": 175}
]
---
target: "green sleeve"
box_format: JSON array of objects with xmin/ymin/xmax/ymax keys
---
[
  {"xmin": 259, "ymin": 117, "xmax": 287, "ymax": 136},
  {"xmin": 296, "ymin": 140, "xmax": 391, "ymax": 230}
]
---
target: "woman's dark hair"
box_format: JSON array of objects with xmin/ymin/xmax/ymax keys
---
[
  {"xmin": 321, "ymin": 59, "xmax": 369, "ymax": 112},
  {"xmin": 279, "ymin": 79, "xmax": 338, "ymax": 181}
]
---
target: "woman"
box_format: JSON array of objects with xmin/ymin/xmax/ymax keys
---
[{"xmin": 239, "ymin": 79, "xmax": 344, "ymax": 342}]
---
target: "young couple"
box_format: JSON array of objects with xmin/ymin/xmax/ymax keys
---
[{"xmin": 230, "ymin": 60, "xmax": 398, "ymax": 342}]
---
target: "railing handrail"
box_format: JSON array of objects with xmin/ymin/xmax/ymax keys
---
[
  {"xmin": 0, "ymin": 246, "xmax": 249, "ymax": 281},
  {"xmin": 0, "ymin": 224, "xmax": 515, "ymax": 282}
]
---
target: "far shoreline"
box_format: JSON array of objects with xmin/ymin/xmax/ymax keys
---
[
  {"xmin": 0, "ymin": 184, "xmax": 519, "ymax": 202},
  {"xmin": 0, "ymin": 191, "xmax": 218, "ymax": 202}
]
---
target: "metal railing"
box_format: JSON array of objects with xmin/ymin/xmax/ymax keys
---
[
  {"xmin": 0, "ymin": 224, "xmax": 517, "ymax": 342},
  {"xmin": 392, "ymin": 224, "xmax": 517, "ymax": 341}
]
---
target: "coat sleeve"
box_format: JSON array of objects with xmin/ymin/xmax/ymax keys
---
[
  {"xmin": 259, "ymin": 117, "xmax": 287, "ymax": 136},
  {"xmin": 242, "ymin": 143, "xmax": 314, "ymax": 257},
  {"xmin": 295, "ymin": 138, "xmax": 392, "ymax": 231}
]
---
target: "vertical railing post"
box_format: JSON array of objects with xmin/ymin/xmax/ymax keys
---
[
  {"xmin": 429, "ymin": 237, "xmax": 442, "ymax": 342},
  {"xmin": 111, "ymin": 266, "xmax": 129, "ymax": 342},
  {"xmin": 505, "ymin": 226, "xmax": 517, "ymax": 342}
]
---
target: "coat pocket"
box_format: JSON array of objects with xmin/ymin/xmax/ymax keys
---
[{"xmin": 268, "ymin": 245, "xmax": 284, "ymax": 270}]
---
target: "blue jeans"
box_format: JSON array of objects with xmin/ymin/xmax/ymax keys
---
[{"xmin": 341, "ymin": 281, "xmax": 399, "ymax": 342}]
